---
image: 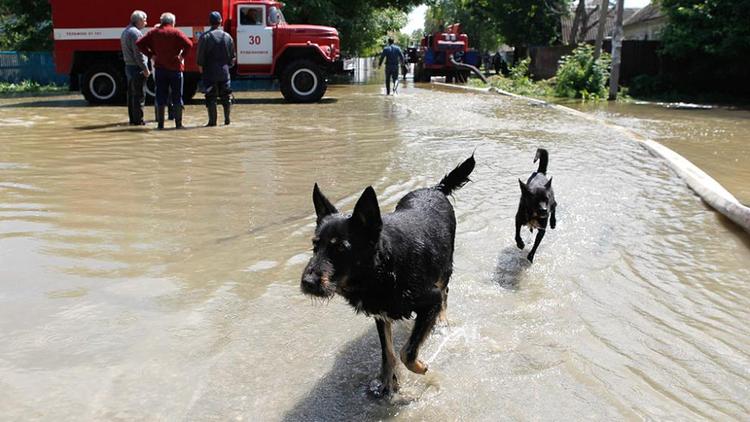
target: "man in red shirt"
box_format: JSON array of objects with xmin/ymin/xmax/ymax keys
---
[{"xmin": 136, "ymin": 12, "xmax": 193, "ymax": 129}]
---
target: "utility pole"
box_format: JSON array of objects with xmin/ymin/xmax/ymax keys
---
[
  {"xmin": 609, "ymin": 0, "xmax": 625, "ymax": 100},
  {"xmin": 593, "ymin": 0, "xmax": 609, "ymax": 59}
]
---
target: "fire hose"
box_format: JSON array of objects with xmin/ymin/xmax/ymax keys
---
[{"xmin": 449, "ymin": 54, "xmax": 488, "ymax": 84}]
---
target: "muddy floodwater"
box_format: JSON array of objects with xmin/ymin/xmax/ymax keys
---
[
  {"xmin": 1, "ymin": 84, "xmax": 749, "ymax": 421},
  {"xmin": 572, "ymin": 101, "xmax": 750, "ymax": 205}
]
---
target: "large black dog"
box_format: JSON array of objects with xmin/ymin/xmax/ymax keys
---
[
  {"xmin": 515, "ymin": 148, "xmax": 556, "ymax": 262},
  {"xmin": 300, "ymin": 155, "xmax": 475, "ymax": 397}
]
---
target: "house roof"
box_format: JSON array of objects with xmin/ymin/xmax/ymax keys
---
[
  {"xmin": 561, "ymin": 6, "xmax": 638, "ymax": 43},
  {"xmin": 623, "ymin": 3, "xmax": 664, "ymax": 27}
]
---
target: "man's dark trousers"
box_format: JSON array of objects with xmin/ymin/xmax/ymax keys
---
[
  {"xmin": 155, "ymin": 68, "xmax": 183, "ymax": 128},
  {"xmin": 204, "ymin": 80, "xmax": 232, "ymax": 126},
  {"xmin": 385, "ymin": 66, "xmax": 399, "ymax": 95},
  {"xmin": 125, "ymin": 65, "xmax": 145, "ymax": 124},
  {"xmin": 155, "ymin": 68, "xmax": 183, "ymax": 108}
]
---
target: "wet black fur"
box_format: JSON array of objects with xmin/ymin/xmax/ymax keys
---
[
  {"xmin": 515, "ymin": 148, "xmax": 557, "ymax": 262},
  {"xmin": 301, "ymin": 155, "xmax": 475, "ymax": 397}
]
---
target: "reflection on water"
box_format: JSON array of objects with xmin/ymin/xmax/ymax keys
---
[{"xmin": 1, "ymin": 84, "xmax": 749, "ymax": 420}]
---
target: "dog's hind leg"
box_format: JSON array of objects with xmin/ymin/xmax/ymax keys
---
[
  {"xmin": 527, "ymin": 228, "xmax": 546, "ymax": 263},
  {"xmin": 375, "ymin": 318, "xmax": 399, "ymax": 396},
  {"xmin": 435, "ymin": 277, "xmax": 449, "ymax": 324},
  {"xmin": 438, "ymin": 287, "xmax": 449, "ymax": 324},
  {"xmin": 515, "ymin": 213, "xmax": 525, "ymax": 249},
  {"xmin": 550, "ymin": 203, "xmax": 557, "ymax": 230},
  {"xmin": 400, "ymin": 303, "xmax": 441, "ymax": 374}
]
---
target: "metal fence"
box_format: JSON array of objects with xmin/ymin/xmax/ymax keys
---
[{"xmin": 0, "ymin": 51, "xmax": 68, "ymax": 85}]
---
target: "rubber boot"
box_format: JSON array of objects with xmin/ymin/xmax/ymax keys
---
[
  {"xmin": 222, "ymin": 102, "xmax": 231, "ymax": 125},
  {"xmin": 174, "ymin": 105, "xmax": 184, "ymax": 129},
  {"xmin": 206, "ymin": 101, "xmax": 217, "ymax": 127},
  {"xmin": 156, "ymin": 106, "xmax": 165, "ymax": 130},
  {"xmin": 167, "ymin": 103, "xmax": 175, "ymax": 120}
]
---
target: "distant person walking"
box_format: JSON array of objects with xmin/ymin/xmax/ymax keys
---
[
  {"xmin": 136, "ymin": 12, "xmax": 193, "ymax": 129},
  {"xmin": 378, "ymin": 37, "xmax": 404, "ymax": 95},
  {"xmin": 120, "ymin": 10, "xmax": 149, "ymax": 126},
  {"xmin": 197, "ymin": 11, "xmax": 235, "ymax": 126}
]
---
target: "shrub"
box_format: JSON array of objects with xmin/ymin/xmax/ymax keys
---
[
  {"xmin": 554, "ymin": 44, "xmax": 611, "ymax": 99},
  {"xmin": 466, "ymin": 57, "xmax": 553, "ymax": 99},
  {"xmin": 627, "ymin": 74, "xmax": 673, "ymax": 98},
  {"xmin": 0, "ymin": 81, "xmax": 65, "ymax": 95}
]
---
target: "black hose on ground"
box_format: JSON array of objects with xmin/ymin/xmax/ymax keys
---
[{"xmin": 449, "ymin": 54, "xmax": 488, "ymax": 84}]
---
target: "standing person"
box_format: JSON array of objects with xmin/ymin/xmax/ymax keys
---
[
  {"xmin": 150, "ymin": 23, "xmax": 175, "ymax": 122},
  {"xmin": 197, "ymin": 11, "xmax": 235, "ymax": 126},
  {"xmin": 136, "ymin": 13, "xmax": 193, "ymax": 129},
  {"xmin": 378, "ymin": 37, "xmax": 404, "ymax": 95},
  {"xmin": 120, "ymin": 10, "xmax": 149, "ymax": 126}
]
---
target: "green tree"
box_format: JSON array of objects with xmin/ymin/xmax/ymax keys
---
[
  {"xmin": 425, "ymin": 0, "xmax": 503, "ymax": 52},
  {"xmin": 660, "ymin": 0, "xmax": 750, "ymax": 92},
  {"xmin": 660, "ymin": 0, "xmax": 750, "ymax": 58},
  {"xmin": 425, "ymin": 0, "xmax": 570, "ymax": 56},
  {"xmin": 0, "ymin": 0, "xmax": 53, "ymax": 50},
  {"xmin": 410, "ymin": 28, "xmax": 425, "ymax": 45},
  {"xmin": 484, "ymin": 0, "xmax": 569, "ymax": 50},
  {"xmin": 284, "ymin": 1, "xmax": 416, "ymax": 55},
  {"xmin": 367, "ymin": 8, "xmax": 410, "ymax": 55}
]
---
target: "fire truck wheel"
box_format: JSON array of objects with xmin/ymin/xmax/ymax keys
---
[
  {"xmin": 82, "ymin": 64, "xmax": 125, "ymax": 104},
  {"xmin": 281, "ymin": 60, "xmax": 327, "ymax": 103},
  {"xmin": 415, "ymin": 65, "xmax": 431, "ymax": 82}
]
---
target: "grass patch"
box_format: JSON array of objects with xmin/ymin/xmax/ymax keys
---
[
  {"xmin": 469, "ymin": 74, "xmax": 555, "ymax": 100},
  {"xmin": 0, "ymin": 81, "xmax": 67, "ymax": 96}
]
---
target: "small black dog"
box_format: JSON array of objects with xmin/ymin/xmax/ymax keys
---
[
  {"xmin": 515, "ymin": 148, "xmax": 556, "ymax": 262},
  {"xmin": 300, "ymin": 155, "xmax": 475, "ymax": 397}
]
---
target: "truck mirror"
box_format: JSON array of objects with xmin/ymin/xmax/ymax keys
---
[{"xmin": 269, "ymin": 7, "xmax": 280, "ymax": 25}]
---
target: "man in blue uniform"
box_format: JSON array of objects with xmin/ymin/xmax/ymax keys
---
[
  {"xmin": 197, "ymin": 12, "xmax": 236, "ymax": 126},
  {"xmin": 378, "ymin": 37, "xmax": 404, "ymax": 95}
]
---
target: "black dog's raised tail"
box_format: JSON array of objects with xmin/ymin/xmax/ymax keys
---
[
  {"xmin": 437, "ymin": 155, "xmax": 475, "ymax": 195},
  {"xmin": 534, "ymin": 148, "xmax": 549, "ymax": 174}
]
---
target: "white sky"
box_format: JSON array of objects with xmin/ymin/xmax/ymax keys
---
[{"xmin": 403, "ymin": 0, "xmax": 653, "ymax": 33}]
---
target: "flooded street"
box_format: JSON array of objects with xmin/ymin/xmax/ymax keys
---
[
  {"xmin": 1, "ymin": 83, "xmax": 749, "ymax": 421},
  {"xmin": 572, "ymin": 101, "xmax": 750, "ymax": 205}
]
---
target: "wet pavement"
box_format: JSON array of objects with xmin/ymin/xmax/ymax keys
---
[
  {"xmin": 1, "ymin": 82, "xmax": 749, "ymax": 420},
  {"xmin": 571, "ymin": 101, "xmax": 750, "ymax": 205}
]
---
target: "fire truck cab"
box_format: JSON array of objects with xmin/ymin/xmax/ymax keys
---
[{"xmin": 50, "ymin": 0, "xmax": 353, "ymax": 104}]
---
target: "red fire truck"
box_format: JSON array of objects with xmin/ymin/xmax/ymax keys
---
[
  {"xmin": 49, "ymin": 0, "xmax": 353, "ymax": 104},
  {"xmin": 408, "ymin": 24, "xmax": 481, "ymax": 83}
]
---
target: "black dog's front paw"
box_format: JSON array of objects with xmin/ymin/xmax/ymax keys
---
[
  {"xmin": 370, "ymin": 374, "xmax": 399, "ymax": 398},
  {"xmin": 516, "ymin": 238, "xmax": 525, "ymax": 249}
]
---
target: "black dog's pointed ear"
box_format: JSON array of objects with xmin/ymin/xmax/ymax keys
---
[
  {"xmin": 351, "ymin": 186, "xmax": 382, "ymax": 238},
  {"xmin": 545, "ymin": 177, "xmax": 553, "ymax": 189},
  {"xmin": 312, "ymin": 183, "xmax": 338, "ymax": 225},
  {"xmin": 518, "ymin": 179, "xmax": 529, "ymax": 194}
]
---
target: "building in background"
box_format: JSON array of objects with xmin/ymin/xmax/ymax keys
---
[{"xmin": 623, "ymin": 3, "xmax": 667, "ymax": 41}]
